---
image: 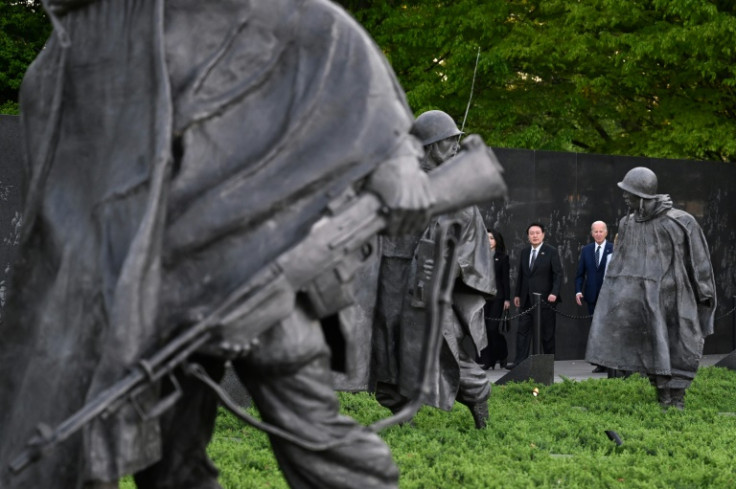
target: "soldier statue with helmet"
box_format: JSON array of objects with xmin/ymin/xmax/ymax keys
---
[
  {"xmin": 0, "ymin": 1, "xmax": 511, "ymax": 488},
  {"xmin": 586, "ymin": 166, "xmax": 716, "ymax": 410},
  {"xmin": 371, "ymin": 110, "xmax": 495, "ymax": 428}
]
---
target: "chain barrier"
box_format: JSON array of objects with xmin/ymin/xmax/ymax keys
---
[
  {"xmin": 545, "ymin": 303, "xmax": 593, "ymax": 320},
  {"xmin": 485, "ymin": 302, "xmax": 537, "ymax": 322}
]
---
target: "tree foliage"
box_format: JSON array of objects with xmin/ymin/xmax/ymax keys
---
[
  {"xmin": 0, "ymin": 0, "xmax": 50, "ymax": 114},
  {"xmin": 3, "ymin": 1, "xmax": 736, "ymax": 161},
  {"xmin": 338, "ymin": 0, "xmax": 736, "ymax": 162}
]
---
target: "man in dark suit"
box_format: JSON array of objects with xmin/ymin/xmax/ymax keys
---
[
  {"xmin": 512, "ymin": 222, "xmax": 563, "ymax": 366},
  {"xmin": 575, "ymin": 220, "xmax": 614, "ymax": 315},
  {"xmin": 575, "ymin": 220, "xmax": 614, "ymax": 373}
]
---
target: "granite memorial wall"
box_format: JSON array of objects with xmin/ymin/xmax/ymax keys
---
[
  {"xmin": 0, "ymin": 116, "xmax": 24, "ymax": 328},
  {"xmin": 0, "ymin": 114, "xmax": 733, "ymax": 361},
  {"xmin": 487, "ymin": 147, "xmax": 736, "ymax": 361}
]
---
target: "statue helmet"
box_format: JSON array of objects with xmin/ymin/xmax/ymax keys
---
[
  {"xmin": 617, "ymin": 166, "xmax": 658, "ymax": 199},
  {"xmin": 411, "ymin": 110, "xmax": 463, "ymax": 146}
]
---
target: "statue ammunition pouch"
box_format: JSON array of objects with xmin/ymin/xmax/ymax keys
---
[{"xmin": 411, "ymin": 236, "xmax": 436, "ymax": 308}]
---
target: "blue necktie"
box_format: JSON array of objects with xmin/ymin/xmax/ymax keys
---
[{"xmin": 595, "ymin": 245, "xmax": 601, "ymax": 268}]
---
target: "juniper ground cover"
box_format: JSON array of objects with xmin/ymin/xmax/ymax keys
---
[{"xmin": 122, "ymin": 366, "xmax": 736, "ymax": 488}]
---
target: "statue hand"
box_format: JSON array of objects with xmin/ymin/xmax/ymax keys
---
[
  {"xmin": 421, "ymin": 258, "xmax": 435, "ymax": 283},
  {"xmin": 199, "ymin": 318, "xmax": 260, "ymax": 360},
  {"xmin": 365, "ymin": 155, "xmax": 434, "ymax": 235}
]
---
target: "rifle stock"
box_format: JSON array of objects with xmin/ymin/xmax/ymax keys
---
[{"xmin": 8, "ymin": 136, "xmax": 506, "ymax": 475}]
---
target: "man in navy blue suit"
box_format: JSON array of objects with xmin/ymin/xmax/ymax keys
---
[
  {"xmin": 575, "ymin": 220, "xmax": 613, "ymax": 372},
  {"xmin": 575, "ymin": 221, "xmax": 614, "ymax": 314}
]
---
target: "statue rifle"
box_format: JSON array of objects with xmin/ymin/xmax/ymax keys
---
[{"xmin": 8, "ymin": 135, "xmax": 506, "ymax": 475}]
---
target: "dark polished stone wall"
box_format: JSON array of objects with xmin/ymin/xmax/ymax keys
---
[
  {"xmin": 0, "ymin": 116, "xmax": 24, "ymax": 328},
  {"xmin": 1, "ymin": 114, "xmax": 734, "ymax": 360},
  {"xmin": 486, "ymin": 148, "xmax": 736, "ymax": 360}
]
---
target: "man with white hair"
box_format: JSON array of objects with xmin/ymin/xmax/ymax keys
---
[
  {"xmin": 575, "ymin": 221, "xmax": 613, "ymax": 315},
  {"xmin": 576, "ymin": 220, "xmax": 614, "ymax": 373}
]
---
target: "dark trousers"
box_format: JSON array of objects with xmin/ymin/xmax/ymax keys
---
[
  {"xmin": 514, "ymin": 302, "xmax": 556, "ymax": 363},
  {"xmin": 478, "ymin": 318, "xmax": 508, "ymax": 368}
]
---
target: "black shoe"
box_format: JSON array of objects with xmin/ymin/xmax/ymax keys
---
[
  {"xmin": 592, "ymin": 365, "xmax": 606, "ymax": 373},
  {"xmin": 499, "ymin": 359, "xmax": 508, "ymax": 369},
  {"xmin": 505, "ymin": 363, "xmax": 515, "ymax": 370}
]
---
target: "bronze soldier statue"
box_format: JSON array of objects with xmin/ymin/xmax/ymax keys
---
[
  {"xmin": 372, "ymin": 110, "xmax": 495, "ymax": 429},
  {"xmin": 586, "ymin": 167, "xmax": 716, "ymax": 410},
  {"xmin": 0, "ymin": 1, "xmax": 507, "ymax": 489}
]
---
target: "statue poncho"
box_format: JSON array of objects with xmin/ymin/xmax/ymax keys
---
[
  {"xmin": 585, "ymin": 195, "xmax": 716, "ymax": 383},
  {"xmin": 396, "ymin": 206, "xmax": 494, "ymax": 411},
  {"xmin": 0, "ymin": 0, "xmax": 423, "ymax": 486}
]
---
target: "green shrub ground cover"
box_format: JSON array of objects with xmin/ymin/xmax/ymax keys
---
[{"xmin": 122, "ymin": 366, "xmax": 736, "ymax": 488}]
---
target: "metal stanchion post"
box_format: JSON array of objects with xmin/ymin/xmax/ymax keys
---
[
  {"xmin": 496, "ymin": 292, "xmax": 554, "ymax": 386},
  {"xmin": 533, "ymin": 292, "xmax": 542, "ymax": 355}
]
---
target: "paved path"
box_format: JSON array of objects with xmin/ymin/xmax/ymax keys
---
[{"xmin": 484, "ymin": 354, "xmax": 728, "ymax": 384}]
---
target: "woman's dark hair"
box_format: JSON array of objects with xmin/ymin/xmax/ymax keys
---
[{"xmin": 487, "ymin": 228, "xmax": 506, "ymax": 255}]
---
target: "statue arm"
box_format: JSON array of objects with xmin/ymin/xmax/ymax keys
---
[
  {"xmin": 673, "ymin": 214, "xmax": 716, "ymax": 307},
  {"xmin": 364, "ymin": 137, "xmax": 433, "ymax": 236}
]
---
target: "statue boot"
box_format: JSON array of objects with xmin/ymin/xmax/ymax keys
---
[
  {"xmin": 656, "ymin": 387, "xmax": 671, "ymax": 409},
  {"xmin": 669, "ymin": 388, "xmax": 686, "ymax": 410},
  {"xmin": 466, "ymin": 401, "xmax": 489, "ymax": 429}
]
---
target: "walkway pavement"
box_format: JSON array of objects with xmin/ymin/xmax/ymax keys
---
[{"xmin": 484, "ymin": 354, "xmax": 728, "ymax": 384}]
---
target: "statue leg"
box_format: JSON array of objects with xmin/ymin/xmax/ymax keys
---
[
  {"xmin": 134, "ymin": 355, "xmax": 225, "ymax": 489},
  {"xmin": 667, "ymin": 375, "xmax": 692, "ymax": 410},
  {"xmin": 233, "ymin": 302, "xmax": 398, "ymax": 489},
  {"xmin": 456, "ymin": 341, "xmax": 491, "ymax": 429},
  {"xmin": 375, "ymin": 382, "xmax": 410, "ymax": 414},
  {"xmin": 650, "ymin": 374, "xmax": 692, "ymax": 410}
]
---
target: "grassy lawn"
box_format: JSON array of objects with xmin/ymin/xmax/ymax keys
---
[{"xmin": 122, "ymin": 366, "xmax": 736, "ymax": 488}]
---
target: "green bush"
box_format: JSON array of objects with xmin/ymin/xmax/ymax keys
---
[{"xmin": 122, "ymin": 366, "xmax": 736, "ymax": 488}]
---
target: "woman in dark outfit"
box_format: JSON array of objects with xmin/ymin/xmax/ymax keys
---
[{"xmin": 478, "ymin": 229, "xmax": 511, "ymax": 369}]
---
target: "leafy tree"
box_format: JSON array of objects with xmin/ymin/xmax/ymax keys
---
[
  {"xmin": 339, "ymin": 0, "xmax": 736, "ymax": 162},
  {"xmin": 0, "ymin": 0, "xmax": 50, "ymax": 114},
  {"xmin": 4, "ymin": 1, "xmax": 736, "ymax": 161}
]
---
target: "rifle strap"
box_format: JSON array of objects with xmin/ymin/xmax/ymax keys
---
[{"xmin": 184, "ymin": 362, "xmax": 368, "ymax": 451}]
